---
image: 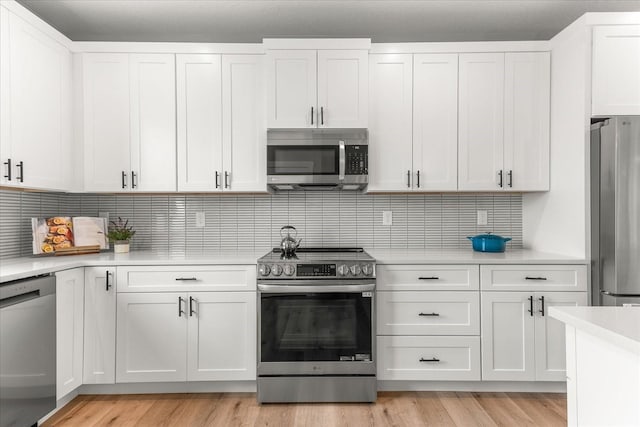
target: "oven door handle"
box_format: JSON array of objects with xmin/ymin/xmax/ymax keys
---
[{"xmin": 258, "ymin": 283, "xmax": 375, "ymax": 293}]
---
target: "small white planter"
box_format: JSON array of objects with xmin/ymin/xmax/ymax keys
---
[{"xmin": 113, "ymin": 240, "xmax": 130, "ymax": 253}]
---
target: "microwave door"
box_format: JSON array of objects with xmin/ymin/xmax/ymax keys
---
[{"xmin": 267, "ymin": 145, "xmax": 340, "ymax": 177}]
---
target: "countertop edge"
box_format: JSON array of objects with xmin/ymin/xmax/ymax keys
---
[{"xmin": 549, "ymin": 307, "xmax": 640, "ymax": 355}]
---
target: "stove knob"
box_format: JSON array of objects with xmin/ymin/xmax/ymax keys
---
[
  {"xmin": 350, "ymin": 264, "xmax": 362, "ymax": 276},
  {"xmin": 258, "ymin": 264, "xmax": 271, "ymax": 276},
  {"xmin": 361, "ymin": 264, "xmax": 374, "ymax": 276},
  {"xmin": 337, "ymin": 264, "xmax": 349, "ymax": 276},
  {"xmin": 271, "ymin": 264, "xmax": 283, "ymax": 276},
  {"xmin": 283, "ymin": 264, "xmax": 295, "ymax": 276}
]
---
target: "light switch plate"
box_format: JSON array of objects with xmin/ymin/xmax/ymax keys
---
[
  {"xmin": 382, "ymin": 211, "xmax": 393, "ymax": 226},
  {"xmin": 195, "ymin": 212, "xmax": 206, "ymax": 228},
  {"xmin": 477, "ymin": 210, "xmax": 488, "ymax": 226}
]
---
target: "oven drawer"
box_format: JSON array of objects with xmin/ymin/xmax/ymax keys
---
[
  {"xmin": 117, "ymin": 266, "xmax": 256, "ymax": 292},
  {"xmin": 377, "ymin": 336, "xmax": 480, "ymax": 381},
  {"xmin": 377, "ymin": 291, "xmax": 479, "ymax": 335},
  {"xmin": 377, "ymin": 265, "xmax": 479, "ymax": 291},
  {"xmin": 480, "ymin": 265, "xmax": 588, "ymax": 291}
]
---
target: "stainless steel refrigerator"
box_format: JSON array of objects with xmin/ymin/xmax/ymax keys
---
[{"xmin": 591, "ymin": 117, "xmax": 640, "ymax": 306}]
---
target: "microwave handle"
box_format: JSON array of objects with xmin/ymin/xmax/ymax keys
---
[{"xmin": 339, "ymin": 140, "xmax": 345, "ymax": 181}]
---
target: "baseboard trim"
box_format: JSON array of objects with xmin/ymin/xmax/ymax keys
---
[{"xmin": 79, "ymin": 381, "xmax": 257, "ymax": 395}]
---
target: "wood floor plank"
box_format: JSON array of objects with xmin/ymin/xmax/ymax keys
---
[{"xmin": 42, "ymin": 391, "xmax": 567, "ymax": 427}]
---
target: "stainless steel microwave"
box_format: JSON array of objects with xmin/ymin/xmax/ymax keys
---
[{"xmin": 266, "ymin": 129, "xmax": 368, "ymax": 191}]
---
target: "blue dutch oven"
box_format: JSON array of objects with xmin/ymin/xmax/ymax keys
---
[{"xmin": 467, "ymin": 232, "xmax": 512, "ymax": 252}]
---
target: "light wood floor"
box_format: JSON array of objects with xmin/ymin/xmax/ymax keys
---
[{"xmin": 43, "ymin": 392, "xmax": 567, "ymax": 427}]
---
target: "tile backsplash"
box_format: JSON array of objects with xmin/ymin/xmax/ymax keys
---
[{"xmin": 0, "ymin": 189, "xmax": 522, "ymax": 260}]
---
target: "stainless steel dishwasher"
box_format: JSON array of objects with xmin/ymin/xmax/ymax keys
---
[{"xmin": 0, "ymin": 275, "xmax": 56, "ymax": 427}]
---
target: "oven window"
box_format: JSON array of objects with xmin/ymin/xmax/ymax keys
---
[
  {"xmin": 260, "ymin": 292, "xmax": 372, "ymax": 362},
  {"xmin": 267, "ymin": 146, "xmax": 339, "ymax": 175}
]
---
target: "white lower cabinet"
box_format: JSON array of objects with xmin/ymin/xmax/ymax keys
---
[
  {"xmin": 116, "ymin": 291, "xmax": 256, "ymax": 383},
  {"xmin": 55, "ymin": 268, "xmax": 84, "ymax": 399},
  {"xmin": 481, "ymin": 291, "xmax": 588, "ymax": 381},
  {"xmin": 83, "ymin": 267, "xmax": 117, "ymax": 384},
  {"xmin": 377, "ymin": 336, "xmax": 480, "ymax": 381}
]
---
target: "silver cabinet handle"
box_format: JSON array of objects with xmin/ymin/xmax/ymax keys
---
[
  {"xmin": 105, "ymin": 270, "xmax": 113, "ymax": 291},
  {"xmin": 418, "ymin": 312, "xmax": 440, "ymax": 317},
  {"xmin": 189, "ymin": 296, "xmax": 196, "ymax": 317},
  {"xmin": 338, "ymin": 140, "xmax": 345, "ymax": 181},
  {"xmin": 3, "ymin": 158, "xmax": 11, "ymax": 181},
  {"xmin": 178, "ymin": 297, "xmax": 185, "ymax": 317}
]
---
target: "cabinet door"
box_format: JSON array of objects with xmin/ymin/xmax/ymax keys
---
[
  {"xmin": 458, "ymin": 53, "xmax": 504, "ymax": 191},
  {"xmin": 55, "ymin": 268, "xmax": 84, "ymax": 399},
  {"xmin": 187, "ymin": 292, "xmax": 256, "ymax": 381},
  {"xmin": 130, "ymin": 54, "xmax": 177, "ymax": 191},
  {"xmin": 83, "ymin": 267, "xmax": 116, "ymax": 384},
  {"xmin": 317, "ymin": 50, "xmax": 368, "ymax": 128},
  {"xmin": 413, "ymin": 54, "xmax": 458, "ymax": 191},
  {"xmin": 83, "ymin": 53, "xmax": 131, "ymax": 191},
  {"xmin": 592, "ymin": 25, "xmax": 640, "ymax": 115},
  {"xmin": 116, "ymin": 292, "xmax": 188, "ymax": 383},
  {"xmin": 8, "ymin": 12, "xmax": 72, "ymax": 190},
  {"xmin": 367, "ymin": 54, "xmax": 413, "ymax": 191},
  {"xmin": 266, "ymin": 50, "xmax": 317, "ymax": 128},
  {"xmin": 534, "ymin": 291, "xmax": 587, "ymax": 381},
  {"xmin": 222, "ymin": 54, "xmax": 266, "ymax": 192},
  {"xmin": 504, "ymin": 52, "xmax": 550, "ymax": 191},
  {"xmin": 481, "ymin": 291, "xmax": 535, "ymax": 381},
  {"xmin": 176, "ymin": 54, "xmax": 223, "ymax": 191},
  {"xmin": 0, "ymin": 7, "xmax": 11, "ymax": 184}
]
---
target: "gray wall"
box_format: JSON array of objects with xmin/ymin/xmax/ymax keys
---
[{"xmin": 0, "ymin": 189, "xmax": 522, "ymax": 260}]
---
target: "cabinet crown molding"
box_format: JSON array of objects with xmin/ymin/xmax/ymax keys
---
[{"xmin": 263, "ymin": 38, "xmax": 371, "ymax": 50}]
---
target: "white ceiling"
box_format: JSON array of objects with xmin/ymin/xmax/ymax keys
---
[{"xmin": 14, "ymin": 0, "xmax": 640, "ymax": 43}]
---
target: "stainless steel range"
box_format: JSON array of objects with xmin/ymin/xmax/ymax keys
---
[{"xmin": 257, "ymin": 247, "xmax": 376, "ymax": 403}]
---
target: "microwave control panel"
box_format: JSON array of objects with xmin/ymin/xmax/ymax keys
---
[{"xmin": 346, "ymin": 145, "xmax": 368, "ymax": 175}]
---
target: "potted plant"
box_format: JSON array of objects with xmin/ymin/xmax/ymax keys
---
[{"xmin": 106, "ymin": 217, "xmax": 136, "ymax": 253}]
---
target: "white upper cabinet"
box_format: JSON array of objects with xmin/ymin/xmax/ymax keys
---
[
  {"xmin": 129, "ymin": 54, "xmax": 176, "ymax": 191},
  {"xmin": 459, "ymin": 52, "xmax": 550, "ymax": 191},
  {"xmin": 458, "ymin": 53, "xmax": 505, "ymax": 191},
  {"xmin": 267, "ymin": 50, "xmax": 317, "ymax": 128},
  {"xmin": 1, "ymin": 10, "xmax": 72, "ymax": 190},
  {"xmin": 267, "ymin": 49, "xmax": 368, "ymax": 128},
  {"xmin": 504, "ymin": 52, "xmax": 550, "ymax": 191},
  {"xmin": 176, "ymin": 54, "xmax": 223, "ymax": 191},
  {"xmin": 83, "ymin": 54, "xmax": 131, "ymax": 192},
  {"xmin": 221, "ymin": 54, "xmax": 266, "ymax": 192},
  {"xmin": 368, "ymin": 54, "xmax": 413, "ymax": 191},
  {"xmin": 592, "ymin": 25, "xmax": 640, "ymax": 116},
  {"xmin": 83, "ymin": 53, "xmax": 176, "ymax": 192},
  {"xmin": 317, "ymin": 50, "xmax": 368, "ymax": 128},
  {"xmin": 413, "ymin": 53, "xmax": 458, "ymax": 191},
  {"xmin": 176, "ymin": 54, "xmax": 265, "ymax": 192}
]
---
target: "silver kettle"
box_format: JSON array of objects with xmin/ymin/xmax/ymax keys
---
[{"xmin": 280, "ymin": 225, "xmax": 302, "ymax": 255}]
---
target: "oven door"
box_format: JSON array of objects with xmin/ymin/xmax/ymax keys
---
[{"xmin": 257, "ymin": 282, "xmax": 375, "ymax": 376}]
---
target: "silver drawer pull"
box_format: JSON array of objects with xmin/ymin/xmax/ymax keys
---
[
  {"xmin": 525, "ymin": 276, "xmax": 547, "ymax": 281},
  {"xmin": 175, "ymin": 277, "xmax": 198, "ymax": 281},
  {"xmin": 419, "ymin": 357, "xmax": 440, "ymax": 363},
  {"xmin": 418, "ymin": 312, "xmax": 440, "ymax": 317},
  {"xmin": 418, "ymin": 276, "xmax": 439, "ymax": 280}
]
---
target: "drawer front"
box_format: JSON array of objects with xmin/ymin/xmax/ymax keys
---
[
  {"xmin": 377, "ymin": 291, "xmax": 479, "ymax": 335},
  {"xmin": 377, "ymin": 265, "xmax": 479, "ymax": 291},
  {"xmin": 117, "ymin": 265, "xmax": 256, "ymax": 292},
  {"xmin": 377, "ymin": 336, "xmax": 480, "ymax": 381},
  {"xmin": 480, "ymin": 265, "xmax": 588, "ymax": 292}
]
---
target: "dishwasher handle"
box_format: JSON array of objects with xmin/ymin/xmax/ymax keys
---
[{"xmin": 0, "ymin": 275, "xmax": 55, "ymax": 309}]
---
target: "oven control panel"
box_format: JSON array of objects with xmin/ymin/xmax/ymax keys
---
[{"xmin": 258, "ymin": 262, "xmax": 375, "ymax": 278}]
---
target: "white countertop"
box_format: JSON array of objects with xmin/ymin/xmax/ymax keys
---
[
  {"xmin": 549, "ymin": 306, "xmax": 640, "ymax": 355},
  {"xmin": 1, "ymin": 248, "xmax": 586, "ymax": 283}
]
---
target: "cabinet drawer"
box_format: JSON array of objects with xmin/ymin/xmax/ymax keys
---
[
  {"xmin": 377, "ymin": 265, "xmax": 479, "ymax": 291},
  {"xmin": 117, "ymin": 266, "xmax": 256, "ymax": 292},
  {"xmin": 377, "ymin": 336, "xmax": 480, "ymax": 381},
  {"xmin": 481, "ymin": 265, "xmax": 587, "ymax": 292},
  {"xmin": 377, "ymin": 291, "xmax": 479, "ymax": 335}
]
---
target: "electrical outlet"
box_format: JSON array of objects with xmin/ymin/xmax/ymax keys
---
[
  {"xmin": 195, "ymin": 212, "xmax": 206, "ymax": 228},
  {"xmin": 382, "ymin": 211, "xmax": 393, "ymax": 226},
  {"xmin": 477, "ymin": 210, "xmax": 488, "ymax": 226}
]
